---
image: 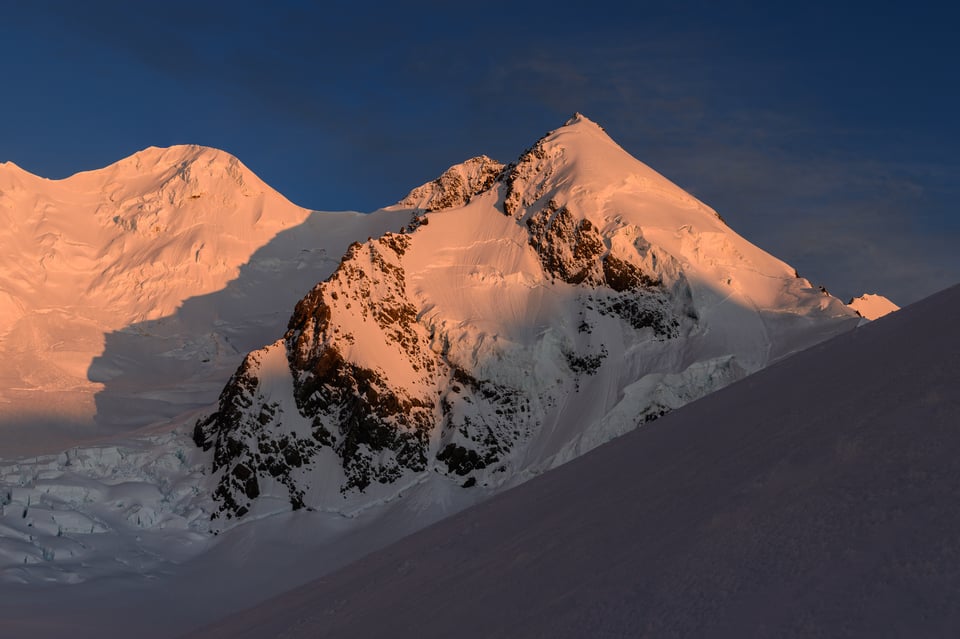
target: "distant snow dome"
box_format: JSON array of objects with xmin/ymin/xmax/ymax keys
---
[{"xmin": 848, "ymin": 293, "xmax": 899, "ymax": 320}]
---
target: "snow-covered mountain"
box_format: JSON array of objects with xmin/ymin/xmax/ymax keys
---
[
  {"xmin": 0, "ymin": 146, "xmax": 397, "ymax": 455},
  {"xmin": 848, "ymin": 292, "xmax": 899, "ymax": 320},
  {"xmin": 0, "ymin": 114, "xmax": 895, "ymax": 637},
  {"xmin": 194, "ymin": 114, "xmax": 860, "ymax": 523}
]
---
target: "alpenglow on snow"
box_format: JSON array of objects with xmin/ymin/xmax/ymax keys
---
[{"xmin": 193, "ymin": 114, "xmax": 861, "ymax": 522}]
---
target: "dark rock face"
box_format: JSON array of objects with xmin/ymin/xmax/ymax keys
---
[
  {"xmin": 527, "ymin": 200, "xmax": 606, "ymax": 286},
  {"xmin": 196, "ymin": 233, "xmax": 441, "ymax": 519},
  {"xmin": 501, "ymin": 139, "xmax": 556, "ymax": 218},
  {"xmin": 524, "ymin": 197, "xmax": 685, "ymax": 340},
  {"xmin": 397, "ymin": 156, "xmax": 504, "ymax": 212},
  {"xmin": 194, "ymin": 349, "xmax": 319, "ymax": 518},
  {"xmin": 288, "ymin": 346, "xmax": 434, "ymax": 494},
  {"xmin": 435, "ymin": 367, "xmax": 535, "ymax": 484},
  {"xmin": 592, "ymin": 292, "xmax": 680, "ymax": 339},
  {"xmin": 525, "ymin": 199, "xmax": 665, "ymax": 294},
  {"xmin": 563, "ymin": 346, "xmax": 608, "ymax": 376},
  {"xmin": 601, "ymin": 254, "xmax": 660, "ymax": 292}
]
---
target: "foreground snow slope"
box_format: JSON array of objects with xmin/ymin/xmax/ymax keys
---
[
  {"xmin": 195, "ymin": 114, "xmax": 859, "ymax": 523},
  {"xmin": 0, "ymin": 147, "xmax": 396, "ymax": 455},
  {"xmin": 192, "ymin": 282, "xmax": 960, "ymax": 639}
]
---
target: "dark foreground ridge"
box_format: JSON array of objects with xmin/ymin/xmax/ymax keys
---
[{"xmin": 188, "ymin": 282, "xmax": 960, "ymax": 638}]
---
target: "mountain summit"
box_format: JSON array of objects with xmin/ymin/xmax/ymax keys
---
[{"xmin": 194, "ymin": 115, "xmax": 860, "ymax": 522}]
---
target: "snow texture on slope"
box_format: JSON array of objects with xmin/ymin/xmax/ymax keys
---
[{"xmin": 190, "ymin": 282, "xmax": 960, "ymax": 639}]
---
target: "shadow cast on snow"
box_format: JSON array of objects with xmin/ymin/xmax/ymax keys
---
[{"xmin": 86, "ymin": 209, "xmax": 404, "ymax": 441}]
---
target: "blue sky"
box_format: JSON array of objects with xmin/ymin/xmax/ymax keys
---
[{"xmin": 2, "ymin": 1, "xmax": 957, "ymax": 304}]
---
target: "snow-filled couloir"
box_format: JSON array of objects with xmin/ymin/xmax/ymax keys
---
[{"xmin": 194, "ymin": 114, "xmax": 862, "ymax": 522}]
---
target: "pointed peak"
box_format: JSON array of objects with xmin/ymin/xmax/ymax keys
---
[
  {"xmin": 500, "ymin": 112, "xmax": 689, "ymax": 218},
  {"xmin": 563, "ymin": 111, "xmax": 595, "ymax": 126},
  {"xmin": 542, "ymin": 113, "xmax": 618, "ymax": 154},
  {"xmin": 561, "ymin": 112, "xmax": 606, "ymax": 132}
]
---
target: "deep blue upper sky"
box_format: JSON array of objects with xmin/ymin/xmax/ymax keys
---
[{"xmin": 2, "ymin": 1, "xmax": 957, "ymax": 304}]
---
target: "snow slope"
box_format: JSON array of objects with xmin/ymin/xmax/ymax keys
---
[
  {"xmin": 848, "ymin": 292, "xmax": 899, "ymax": 320},
  {"xmin": 190, "ymin": 282, "xmax": 960, "ymax": 639},
  {"xmin": 0, "ymin": 147, "xmax": 398, "ymax": 455}
]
